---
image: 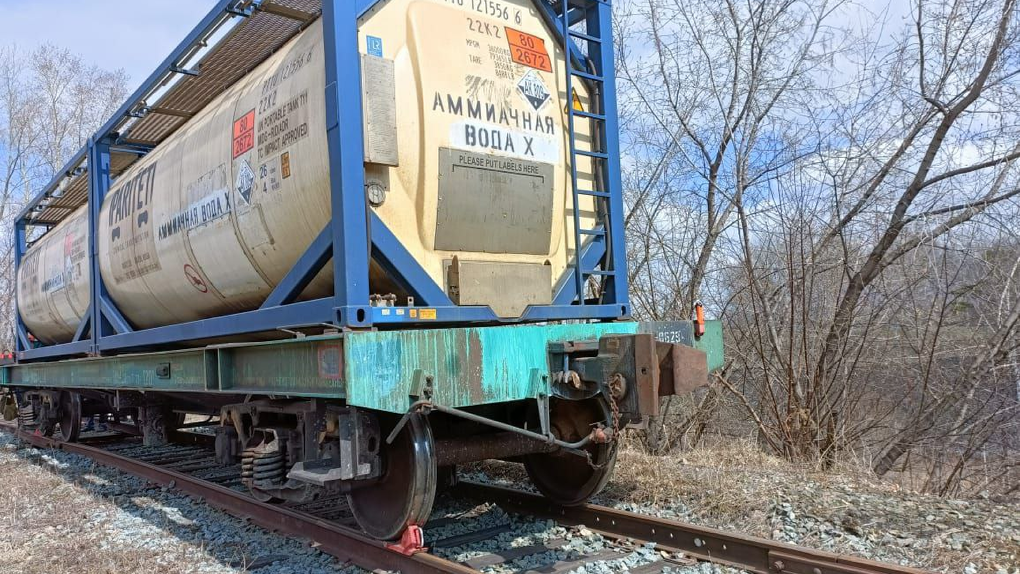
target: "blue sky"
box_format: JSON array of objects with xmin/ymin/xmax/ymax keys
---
[
  {"xmin": 0, "ymin": 0, "xmax": 213, "ymax": 91},
  {"xmin": 0, "ymin": 0, "xmax": 911, "ymax": 94}
]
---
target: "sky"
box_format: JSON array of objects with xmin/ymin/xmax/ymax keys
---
[
  {"xmin": 0, "ymin": 0, "xmax": 213, "ymax": 92},
  {"xmin": 0, "ymin": 0, "xmax": 913, "ymax": 94}
]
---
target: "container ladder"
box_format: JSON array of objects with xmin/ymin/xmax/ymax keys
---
[{"xmin": 559, "ymin": 0, "xmax": 615, "ymax": 306}]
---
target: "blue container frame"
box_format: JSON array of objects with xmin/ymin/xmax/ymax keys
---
[{"xmin": 13, "ymin": 0, "xmax": 630, "ymax": 361}]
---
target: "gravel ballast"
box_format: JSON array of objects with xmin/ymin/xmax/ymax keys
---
[
  {"xmin": 468, "ymin": 442, "xmax": 1020, "ymax": 574},
  {"xmin": 0, "ymin": 432, "xmax": 359, "ymax": 574},
  {"xmin": 2, "ymin": 429, "xmax": 1016, "ymax": 574}
]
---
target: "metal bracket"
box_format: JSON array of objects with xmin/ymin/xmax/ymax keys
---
[
  {"xmin": 227, "ymin": 0, "xmax": 262, "ymax": 17},
  {"xmin": 537, "ymin": 393, "xmax": 551, "ymax": 438},
  {"xmin": 170, "ymin": 65, "xmax": 201, "ymax": 77},
  {"xmin": 552, "ymin": 334, "xmax": 708, "ymax": 421}
]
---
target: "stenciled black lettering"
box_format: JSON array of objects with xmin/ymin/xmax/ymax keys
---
[{"xmin": 433, "ymin": 91, "xmax": 556, "ymax": 136}]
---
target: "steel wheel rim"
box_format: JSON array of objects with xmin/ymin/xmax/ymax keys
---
[
  {"xmin": 347, "ymin": 413, "xmax": 437, "ymax": 540},
  {"xmin": 59, "ymin": 391, "xmax": 81, "ymax": 442},
  {"xmin": 524, "ymin": 397, "xmax": 617, "ymax": 506}
]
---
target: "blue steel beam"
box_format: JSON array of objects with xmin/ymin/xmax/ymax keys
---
[
  {"xmin": 588, "ymin": 2, "xmax": 630, "ymax": 309},
  {"xmin": 368, "ymin": 303, "xmax": 623, "ymax": 325},
  {"xmin": 260, "ymin": 225, "xmax": 333, "ymax": 309},
  {"xmin": 93, "ymin": 0, "xmax": 243, "ymax": 142},
  {"xmin": 370, "ymin": 213, "xmax": 453, "ymax": 308},
  {"xmin": 15, "ymin": 326, "xmax": 31, "ymax": 356},
  {"xmin": 86, "ymin": 137, "xmax": 108, "ymax": 352},
  {"xmin": 553, "ymin": 234, "xmax": 607, "ymax": 306},
  {"xmin": 522, "ymin": 302, "xmax": 624, "ymax": 321},
  {"xmin": 98, "ymin": 298, "xmax": 334, "ymax": 351},
  {"xmin": 13, "ymin": 221, "xmax": 27, "ymax": 354},
  {"xmin": 323, "ymin": 0, "xmax": 373, "ymax": 328},
  {"xmin": 20, "ymin": 341, "xmax": 93, "ymax": 362},
  {"xmin": 100, "ymin": 298, "xmax": 134, "ymax": 335},
  {"xmin": 86, "ymin": 138, "xmax": 137, "ymax": 353},
  {"xmin": 72, "ymin": 312, "xmax": 91, "ymax": 343},
  {"xmin": 260, "ymin": 213, "xmax": 456, "ymax": 312}
]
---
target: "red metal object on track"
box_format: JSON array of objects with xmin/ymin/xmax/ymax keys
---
[
  {"xmin": 0, "ymin": 422, "xmax": 472, "ymax": 574},
  {"xmin": 0, "ymin": 422, "xmax": 935, "ymax": 574}
]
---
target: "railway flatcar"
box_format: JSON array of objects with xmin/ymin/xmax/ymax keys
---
[{"xmin": 1, "ymin": 0, "xmax": 723, "ymax": 542}]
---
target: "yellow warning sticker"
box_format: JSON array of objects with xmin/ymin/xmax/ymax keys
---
[
  {"xmin": 419, "ymin": 309, "xmax": 437, "ymax": 320},
  {"xmin": 572, "ymin": 90, "xmax": 584, "ymax": 111},
  {"xmin": 565, "ymin": 89, "xmax": 585, "ymax": 114},
  {"xmin": 281, "ymin": 151, "xmax": 291, "ymax": 179}
]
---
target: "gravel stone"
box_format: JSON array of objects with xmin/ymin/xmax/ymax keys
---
[
  {"xmin": 0, "ymin": 432, "xmax": 366, "ymax": 574},
  {"xmin": 465, "ymin": 448, "xmax": 1020, "ymax": 574},
  {"xmin": 6, "ymin": 429, "xmax": 1016, "ymax": 574}
]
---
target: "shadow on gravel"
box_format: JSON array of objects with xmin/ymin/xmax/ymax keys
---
[{"xmin": 6, "ymin": 436, "xmax": 349, "ymax": 573}]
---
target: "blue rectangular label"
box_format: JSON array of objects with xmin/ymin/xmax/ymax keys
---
[{"xmin": 366, "ymin": 36, "xmax": 383, "ymax": 57}]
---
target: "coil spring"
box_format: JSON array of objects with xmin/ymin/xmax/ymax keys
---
[
  {"xmin": 17, "ymin": 403, "xmax": 37, "ymax": 430},
  {"xmin": 241, "ymin": 448, "xmax": 286, "ymax": 484}
]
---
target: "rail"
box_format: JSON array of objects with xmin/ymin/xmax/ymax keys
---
[
  {"xmin": 0, "ymin": 422, "xmax": 934, "ymax": 574},
  {"xmin": 0, "ymin": 422, "xmax": 471, "ymax": 574},
  {"xmin": 454, "ymin": 482, "xmax": 932, "ymax": 574}
]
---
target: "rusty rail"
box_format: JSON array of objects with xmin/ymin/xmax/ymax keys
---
[
  {"xmin": 0, "ymin": 422, "xmax": 473, "ymax": 574},
  {"xmin": 454, "ymin": 482, "xmax": 935, "ymax": 574},
  {"xmin": 1, "ymin": 421, "xmax": 935, "ymax": 574}
]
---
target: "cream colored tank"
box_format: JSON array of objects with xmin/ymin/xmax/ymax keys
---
[{"xmin": 18, "ymin": 0, "xmax": 598, "ymax": 345}]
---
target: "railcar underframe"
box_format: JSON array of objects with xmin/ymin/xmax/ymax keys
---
[{"xmin": 3, "ymin": 320, "xmax": 722, "ymax": 539}]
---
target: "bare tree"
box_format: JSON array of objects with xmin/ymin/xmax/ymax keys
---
[
  {"xmin": 0, "ymin": 44, "xmax": 127, "ymax": 349},
  {"xmin": 723, "ymin": 0, "xmax": 1020, "ymax": 487},
  {"xmin": 616, "ymin": 0, "xmax": 844, "ymax": 320},
  {"xmin": 614, "ymin": 0, "xmax": 851, "ymax": 452},
  {"xmin": 616, "ymin": 0, "xmax": 1020, "ymax": 491}
]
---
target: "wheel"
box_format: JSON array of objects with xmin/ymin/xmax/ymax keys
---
[
  {"xmin": 59, "ymin": 391, "xmax": 82, "ymax": 442},
  {"xmin": 347, "ymin": 413, "xmax": 437, "ymax": 540},
  {"xmin": 524, "ymin": 398, "xmax": 617, "ymax": 506}
]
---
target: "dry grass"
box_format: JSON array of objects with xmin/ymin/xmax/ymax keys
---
[{"xmin": 470, "ymin": 436, "xmax": 1020, "ymax": 573}]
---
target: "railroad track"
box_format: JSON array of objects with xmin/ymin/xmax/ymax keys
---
[{"xmin": 0, "ymin": 422, "xmax": 932, "ymax": 574}]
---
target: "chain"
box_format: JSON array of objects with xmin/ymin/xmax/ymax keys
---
[
  {"xmin": 608, "ymin": 390, "xmax": 621, "ymax": 444},
  {"xmin": 585, "ymin": 389, "xmax": 621, "ymax": 470}
]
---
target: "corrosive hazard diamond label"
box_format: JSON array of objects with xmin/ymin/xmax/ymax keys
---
[{"xmin": 517, "ymin": 70, "xmax": 551, "ymax": 112}]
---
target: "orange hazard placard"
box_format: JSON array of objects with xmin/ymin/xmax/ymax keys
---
[
  {"xmin": 232, "ymin": 109, "xmax": 255, "ymax": 158},
  {"xmin": 506, "ymin": 27, "xmax": 552, "ymax": 72}
]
